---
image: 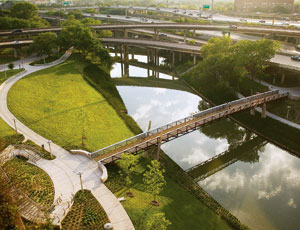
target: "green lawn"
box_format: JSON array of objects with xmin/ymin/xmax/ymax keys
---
[
  {"xmin": 0, "ymin": 69, "xmax": 24, "ymax": 85},
  {"xmin": 7, "ymin": 54, "xmax": 133, "ymax": 152},
  {"xmin": 106, "ymin": 157, "xmax": 231, "ymax": 230},
  {"xmin": 0, "ymin": 118, "xmax": 15, "ymax": 139},
  {"xmin": 0, "ymin": 56, "xmax": 19, "ymax": 65}
]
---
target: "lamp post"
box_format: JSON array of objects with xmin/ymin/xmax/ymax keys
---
[
  {"xmin": 13, "ymin": 118, "xmax": 17, "ymax": 133},
  {"xmin": 286, "ymin": 106, "xmax": 291, "ymax": 119},
  {"xmin": 47, "ymin": 140, "xmax": 52, "ymax": 158},
  {"xmin": 77, "ymin": 171, "xmax": 83, "ymax": 191}
]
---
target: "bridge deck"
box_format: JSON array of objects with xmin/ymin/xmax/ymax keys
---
[{"xmin": 92, "ymin": 90, "xmax": 288, "ymax": 164}]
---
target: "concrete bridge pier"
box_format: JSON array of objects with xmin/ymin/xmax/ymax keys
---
[
  {"xmin": 131, "ymin": 49, "xmax": 135, "ymax": 60},
  {"xmin": 193, "ymin": 29, "xmax": 196, "ymax": 38},
  {"xmin": 261, "ymin": 103, "xmax": 267, "ymax": 118},
  {"xmin": 172, "ymin": 51, "xmax": 175, "ymax": 67},
  {"xmin": 154, "ymin": 29, "xmax": 159, "ymax": 40},
  {"xmin": 193, "ymin": 55, "xmax": 197, "ymax": 65},
  {"xmin": 155, "ymin": 49, "xmax": 159, "ymax": 78},
  {"xmin": 273, "ymin": 76, "xmax": 276, "ymax": 85},
  {"xmin": 179, "ymin": 53, "xmax": 182, "ymax": 62},
  {"xmin": 250, "ymin": 107, "xmax": 255, "ymax": 116},
  {"xmin": 184, "ymin": 30, "xmax": 187, "ymax": 43},
  {"xmin": 281, "ymin": 72, "xmax": 285, "ymax": 84},
  {"xmin": 13, "ymin": 48, "xmax": 17, "ymax": 58},
  {"xmin": 123, "ymin": 45, "xmax": 129, "ymax": 77},
  {"xmin": 124, "ymin": 29, "xmax": 128, "ymax": 38}
]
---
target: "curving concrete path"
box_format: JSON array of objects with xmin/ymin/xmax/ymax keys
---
[{"xmin": 0, "ymin": 51, "xmax": 134, "ymax": 229}]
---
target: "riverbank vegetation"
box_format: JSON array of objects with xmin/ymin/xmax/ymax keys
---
[
  {"xmin": 182, "ymin": 36, "xmax": 300, "ymax": 154},
  {"xmin": 106, "ymin": 155, "xmax": 234, "ymax": 230},
  {"xmin": 83, "ymin": 64, "xmax": 142, "ymax": 134},
  {"xmin": 61, "ymin": 190, "xmax": 109, "ymax": 230}
]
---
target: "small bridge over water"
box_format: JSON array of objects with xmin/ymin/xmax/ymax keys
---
[{"xmin": 92, "ymin": 90, "xmax": 288, "ymax": 164}]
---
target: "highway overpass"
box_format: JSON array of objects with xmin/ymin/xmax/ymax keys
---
[{"xmin": 2, "ymin": 23, "xmax": 300, "ymax": 38}]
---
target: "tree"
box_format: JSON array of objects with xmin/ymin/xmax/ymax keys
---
[
  {"xmin": 8, "ymin": 63, "xmax": 14, "ymax": 70},
  {"xmin": 146, "ymin": 213, "xmax": 171, "ymax": 230},
  {"xmin": 235, "ymin": 39, "xmax": 280, "ymax": 81},
  {"xmin": 81, "ymin": 17, "xmax": 101, "ymax": 26},
  {"xmin": 11, "ymin": 2, "xmax": 38, "ymax": 20},
  {"xmin": 143, "ymin": 160, "xmax": 166, "ymax": 205},
  {"xmin": 58, "ymin": 17, "xmax": 94, "ymax": 56},
  {"xmin": 31, "ymin": 32, "xmax": 57, "ymax": 63},
  {"xmin": 118, "ymin": 153, "xmax": 139, "ymax": 195},
  {"xmin": 88, "ymin": 39, "xmax": 113, "ymax": 68}
]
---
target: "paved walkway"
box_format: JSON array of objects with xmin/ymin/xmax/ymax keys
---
[
  {"xmin": 237, "ymin": 93, "xmax": 300, "ymax": 129},
  {"xmin": 0, "ymin": 51, "xmax": 134, "ymax": 229},
  {"xmin": 0, "ymin": 54, "xmax": 46, "ymax": 71},
  {"xmin": 252, "ymin": 77, "xmax": 300, "ymax": 100}
]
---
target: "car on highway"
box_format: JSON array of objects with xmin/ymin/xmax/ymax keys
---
[
  {"xmin": 159, "ymin": 33, "xmax": 167, "ymax": 37},
  {"xmin": 90, "ymin": 13, "xmax": 95, "ymax": 16},
  {"xmin": 282, "ymin": 22, "xmax": 289, "ymax": 25},
  {"xmin": 188, "ymin": 13, "xmax": 193, "ymax": 16},
  {"xmin": 240, "ymin": 18, "xmax": 247, "ymax": 22},
  {"xmin": 229, "ymin": 25, "xmax": 237, "ymax": 29},
  {"xmin": 295, "ymin": 44, "xmax": 300, "ymax": 50},
  {"xmin": 291, "ymin": 55, "xmax": 300, "ymax": 61},
  {"xmin": 11, "ymin": 29, "xmax": 23, "ymax": 33},
  {"xmin": 107, "ymin": 14, "xmax": 111, "ymax": 17},
  {"xmin": 12, "ymin": 40, "xmax": 19, "ymax": 44},
  {"xmin": 259, "ymin": 20, "xmax": 266, "ymax": 24},
  {"xmin": 126, "ymin": 16, "xmax": 130, "ymax": 19}
]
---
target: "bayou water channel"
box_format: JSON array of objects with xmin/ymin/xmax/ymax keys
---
[{"xmin": 110, "ymin": 54, "xmax": 300, "ymax": 230}]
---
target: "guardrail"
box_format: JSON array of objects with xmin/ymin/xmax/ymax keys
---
[{"xmin": 91, "ymin": 90, "xmax": 284, "ymax": 159}]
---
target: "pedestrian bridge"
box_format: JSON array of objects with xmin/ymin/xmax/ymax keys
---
[{"xmin": 92, "ymin": 90, "xmax": 288, "ymax": 164}]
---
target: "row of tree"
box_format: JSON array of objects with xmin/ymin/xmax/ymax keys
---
[
  {"xmin": 0, "ymin": 2, "xmax": 49, "ymax": 30},
  {"xmin": 197, "ymin": 36, "xmax": 280, "ymax": 99},
  {"xmin": 118, "ymin": 153, "xmax": 171, "ymax": 229},
  {"xmin": 30, "ymin": 16, "xmax": 112, "ymax": 68}
]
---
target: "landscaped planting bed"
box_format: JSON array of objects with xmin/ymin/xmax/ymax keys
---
[
  {"xmin": 61, "ymin": 190, "xmax": 109, "ymax": 230},
  {"xmin": 2, "ymin": 158, "xmax": 54, "ymax": 208}
]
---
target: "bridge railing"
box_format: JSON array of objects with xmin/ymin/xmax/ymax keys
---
[{"xmin": 91, "ymin": 90, "xmax": 281, "ymax": 159}]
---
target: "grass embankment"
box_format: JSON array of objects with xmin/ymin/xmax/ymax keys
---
[
  {"xmin": 106, "ymin": 156, "xmax": 234, "ymax": 230},
  {"xmin": 7, "ymin": 54, "xmax": 134, "ymax": 152},
  {"xmin": 3, "ymin": 158, "xmax": 54, "ymax": 208},
  {"xmin": 267, "ymin": 98, "xmax": 300, "ymax": 125},
  {"xmin": 0, "ymin": 69, "xmax": 24, "ymax": 84},
  {"xmin": 83, "ymin": 64, "xmax": 142, "ymax": 135},
  {"xmin": 61, "ymin": 190, "xmax": 109, "ymax": 230},
  {"xmin": 182, "ymin": 66, "xmax": 300, "ymax": 155},
  {"xmin": 0, "ymin": 56, "xmax": 19, "ymax": 65}
]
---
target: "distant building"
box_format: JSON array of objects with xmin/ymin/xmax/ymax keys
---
[{"xmin": 234, "ymin": 0, "xmax": 294, "ymax": 12}]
